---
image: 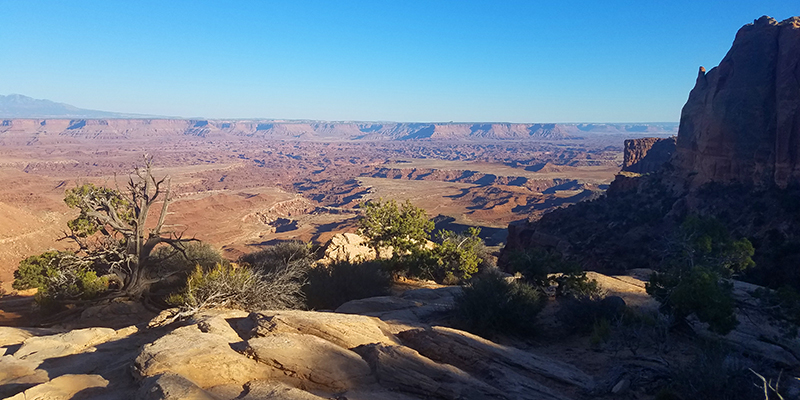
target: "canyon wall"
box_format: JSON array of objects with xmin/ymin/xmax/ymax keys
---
[
  {"xmin": 674, "ymin": 16, "xmax": 800, "ymax": 188},
  {"xmin": 0, "ymin": 119, "xmax": 677, "ymax": 143},
  {"xmin": 622, "ymin": 137, "xmax": 676, "ymax": 174}
]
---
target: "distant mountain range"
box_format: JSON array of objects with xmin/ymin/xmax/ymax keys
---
[
  {"xmin": 0, "ymin": 94, "xmax": 169, "ymax": 119},
  {"xmin": 0, "ymin": 94, "xmax": 678, "ymax": 141}
]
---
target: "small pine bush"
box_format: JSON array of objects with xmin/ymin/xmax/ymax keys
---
[
  {"xmin": 304, "ymin": 260, "xmax": 392, "ymax": 310},
  {"xmin": 453, "ymin": 273, "xmax": 545, "ymax": 338},
  {"xmin": 14, "ymin": 251, "xmax": 109, "ymax": 307}
]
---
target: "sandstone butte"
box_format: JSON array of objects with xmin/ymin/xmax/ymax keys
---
[{"xmin": 674, "ymin": 16, "xmax": 800, "ymax": 188}]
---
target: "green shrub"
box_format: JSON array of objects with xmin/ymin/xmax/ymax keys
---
[
  {"xmin": 304, "ymin": 260, "xmax": 392, "ymax": 310},
  {"xmin": 384, "ymin": 248, "xmax": 439, "ymax": 280},
  {"xmin": 382, "ymin": 228, "xmax": 486, "ymax": 285},
  {"xmin": 503, "ymin": 247, "xmax": 599, "ymax": 299},
  {"xmin": 14, "ymin": 251, "xmax": 110, "ymax": 307},
  {"xmin": 429, "ymin": 228, "xmax": 484, "ymax": 283},
  {"xmin": 553, "ymin": 271, "xmax": 602, "ymax": 299},
  {"xmin": 647, "ymin": 216, "xmax": 755, "ymax": 335},
  {"xmin": 664, "ymin": 341, "xmax": 763, "ymax": 400},
  {"xmin": 168, "ymin": 262, "xmax": 306, "ymax": 312},
  {"xmin": 453, "ymin": 273, "xmax": 545, "ymax": 338},
  {"xmin": 13, "ymin": 251, "xmax": 66, "ymax": 290},
  {"xmin": 358, "ymin": 198, "xmax": 434, "ymax": 255},
  {"xmin": 35, "ymin": 258, "xmax": 109, "ymax": 307}
]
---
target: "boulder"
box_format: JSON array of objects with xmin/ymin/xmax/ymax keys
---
[
  {"xmin": 245, "ymin": 333, "xmax": 374, "ymax": 391},
  {"xmin": 321, "ymin": 233, "xmax": 377, "ymax": 263},
  {"xmin": 0, "ymin": 327, "xmax": 62, "ymax": 348},
  {"xmin": 398, "ymin": 326, "xmax": 595, "ymax": 394},
  {"xmin": 0, "ymin": 356, "xmax": 49, "ymax": 397},
  {"xmin": 217, "ymin": 381, "xmax": 329, "ymax": 400},
  {"xmin": 13, "ymin": 327, "xmax": 117, "ymax": 363},
  {"xmin": 248, "ymin": 310, "xmax": 398, "ymax": 349},
  {"xmin": 353, "ymin": 343, "xmax": 507, "ymax": 400},
  {"xmin": 138, "ymin": 373, "xmax": 221, "ymax": 400},
  {"xmin": 134, "ymin": 324, "xmax": 273, "ymax": 388},
  {"xmin": 336, "ymin": 287, "xmax": 461, "ymax": 324}
]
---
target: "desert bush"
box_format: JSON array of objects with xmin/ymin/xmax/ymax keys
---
[
  {"xmin": 429, "ymin": 228, "xmax": 484, "ymax": 283},
  {"xmin": 358, "ymin": 198, "xmax": 434, "ymax": 256},
  {"xmin": 385, "ymin": 228, "xmax": 488, "ymax": 285},
  {"xmin": 13, "ymin": 250, "xmax": 111, "ymax": 307},
  {"xmin": 453, "ymin": 272, "xmax": 545, "ymax": 338},
  {"xmin": 36, "ymin": 261, "xmax": 109, "ymax": 306},
  {"xmin": 503, "ymin": 247, "xmax": 598, "ymax": 297},
  {"xmin": 752, "ymin": 285, "xmax": 800, "ymax": 338},
  {"xmin": 151, "ymin": 242, "xmax": 225, "ymax": 273},
  {"xmin": 647, "ymin": 216, "xmax": 754, "ymax": 333},
  {"xmin": 239, "ymin": 241, "xmax": 316, "ymax": 273},
  {"xmin": 658, "ymin": 341, "xmax": 764, "ymax": 400},
  {"xmin": 647, "ymin": 216, "xmax": 755, "ymax": 334},
  {"xmin": 168, "ymin": 262, "xmax": 306, "ymax": 311},
  {"xmin": 552, "ymin": 270, "xmax": 602, "ymax": 299},
  {"xmin": 13, "ymin": 251, "xmax": 66, "ymax": 291},
  {"xmin": 558, "ymin": 295, "xmax": 624, "ymax": 335},
  {"xmin": 304, "ymin": 260, "xmax": 392, "ymax": 310}
]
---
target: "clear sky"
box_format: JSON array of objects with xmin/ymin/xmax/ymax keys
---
[{"xmin": 0, "ymin": 1, "xmax": 795, "ymax": 122}]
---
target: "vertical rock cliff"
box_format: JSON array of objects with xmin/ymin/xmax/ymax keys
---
[
  {"xmin": 674, "ymin": 16, "xmax": 800, "ymax": 188},
  {"xmin": 622, "ymin": 137, "xmax": 676, "ymax": 174}
]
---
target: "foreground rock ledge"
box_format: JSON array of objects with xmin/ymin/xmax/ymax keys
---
[{"xmin": 0, "ymin": 307, "xmax": 594, "ymax": 400}]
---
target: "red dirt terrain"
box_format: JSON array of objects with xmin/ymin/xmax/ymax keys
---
[{"xmin": 0, "ymin": 120, "xmax": 643, "ymax": 292}]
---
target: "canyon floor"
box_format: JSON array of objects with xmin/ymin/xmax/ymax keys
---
[{"xmin": 0, "ymin": 132, "xmax": 640, "ymax": 293}]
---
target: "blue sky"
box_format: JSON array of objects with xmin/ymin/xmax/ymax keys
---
[{"xmin": 0, "ymin": 1, "xmax": 795, "ymax": 122}]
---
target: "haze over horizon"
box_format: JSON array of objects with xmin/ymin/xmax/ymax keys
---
[{"xmin": 0, "ymin": 1, "xmax": 795, "ymax": 122}]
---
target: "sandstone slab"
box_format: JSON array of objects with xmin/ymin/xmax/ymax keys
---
[
  {"xmin": 134, "ymin": 324, "xmax": 273, "ymax": 388},
  {"xmin": 14, "ymin": 327, "xmax": 117, "ymax": 363},
  {"xmin": 6, "ymin": 374, "xmax": 108, "ymax": 400},
  {"xmin": 249, "ymin": 310, "xmax": 398, "ymax": 349},
  {"xmin": 246, "ymin": 333, "xmax": 374, "ymax": 392}
]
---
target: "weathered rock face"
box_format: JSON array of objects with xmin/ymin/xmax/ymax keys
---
[
  {"xmin": 0, "ymin": 300, "xmax": 601, "ymax": 400},
  {"xmin": 321, "ymin": 232, "xmax": 379, "ymax": 264},
  {"xmin": 674, "ymin": 16, "xmax": 800, "ymax": 188},
  {"xmin": 622, "ymin": 137, "xmax": 676, "ymax": 174}
]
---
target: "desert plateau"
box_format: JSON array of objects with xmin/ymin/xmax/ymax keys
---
[{"xmin": 2, "ymin": 5, "xmax": 800, "ymax": 400}]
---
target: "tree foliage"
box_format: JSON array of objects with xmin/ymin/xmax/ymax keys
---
[
  {"xmin": 429, "ymin": 228, "xmax": 484, "ymax": 283},
  {"xmin": 14, "ymin": 157, "xmax": 197, "ymax": 307},
  {"xmin": 358, "ymin": 198, "xmax": 434, "ymax": 256},
  {"xmin": 646, "ymin": 216, "xmax": 755, "ymax": 334},
  {"xmin": 503, "ymin": 247, "xmax": 601, "ymax": 299}
]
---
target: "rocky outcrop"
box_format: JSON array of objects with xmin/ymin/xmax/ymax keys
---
[
  {"xmin": 0, "ymin": 297, "xmax": 599, "ymax": 400},
  {"xmin": 321, "ymin": 232, "xmax": 380, "ymax": 264},
  {"xmin": 622, "ymin": 137, "xmax": 676, "ymax": 174},
  {"xmin": 674, "ymin": 16, "xmax": 800, "ymax": 188}
]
